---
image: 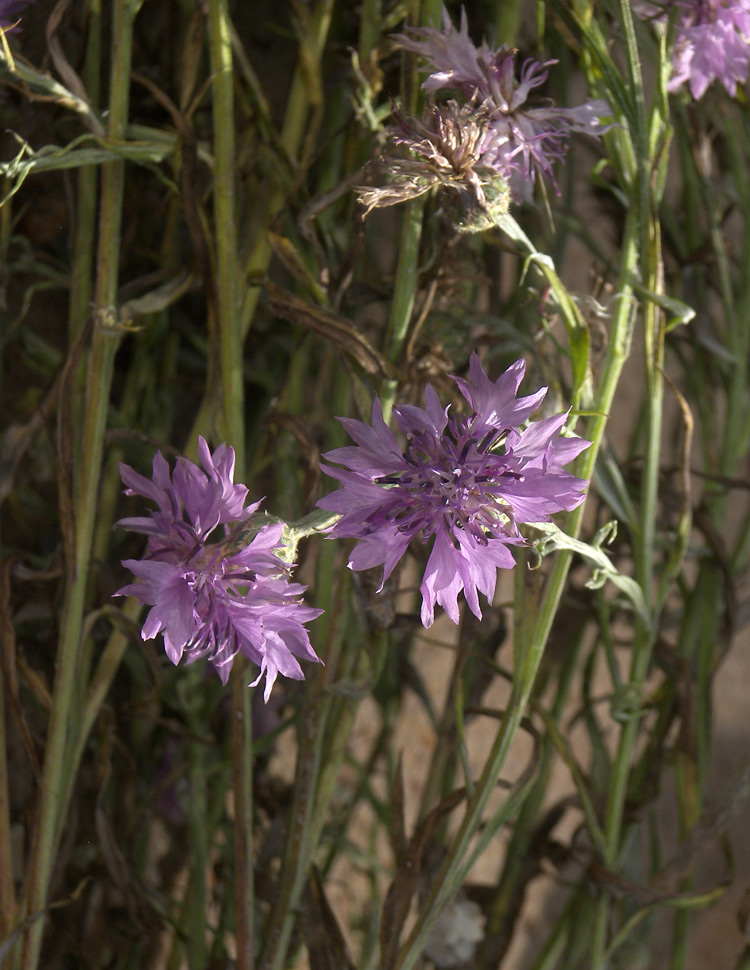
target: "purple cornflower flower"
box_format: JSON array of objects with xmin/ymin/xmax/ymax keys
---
[
  {"xmin": 667, "ymin": 0, "xmax": 750, "ymax": 99},
  {"xmin": 115, "ymin": 437, "xmax": 322, "ymax": 701},
  {"xmin": 317, "ymin": 354, "xmax": 590, "ymax": 628},
  {"xmin": 396, "ymin": 7, "xmax": 611, "ymax": 199}
]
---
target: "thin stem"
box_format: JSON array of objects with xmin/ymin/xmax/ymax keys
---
[
  {"xmin": 591, "ymin": 6, "xmax": 670, "ymax": 963},
  {"xmin": 68, "ymin": 0, "xmax": 100, "ymax": 485},
  {"xmin": 207, "ymin": 5, "xmax": 253, "ymax": 966},
  {"xmin": 188, "ymin": 0, "xmax": 334, "ymax": 447},
  {"xmin": 54, "ymin": 599, "xmax": 140, "ymax": 852},
  {"xmin": 19, "ymin": 3, "xmax": 135, "ymax": 967},
  {"xmin": 358, "ymin": 0, "xmax": 381, "ymax": 60},
  {"xmin": 378, "ymin": 0, "xmax": 441, "ymax": 421},
  {"xmin": 380, "ymin": 0, "xmax": 441, "ymax": 422},
  {"xmin": 68, "ymin": 0, "xmax": 100, "ymax": 342},
  {"xmin": 239, "ymin": 0, "xmax": 334, "ymax": 337},
  {"xmin": 257, "ymin": 539, "xmax": 349, "ymax": 970},
  {"xmin": 208, "ymin": 0, "xmax": 243, "ymax": 464},
  {"xmin": 185, "ymin": 746, "xmax": 208, "ymax": 970},
  {"xmin": 231, "ymin": 665, "xmax": 254, "ymax": 970},
  {"xmin": 391, "ymin": 206, "xmax": 640, "ymax": 970},
  {"xmin": 379, "ymin": 195, "xmax": 425, "ymax": 422}
]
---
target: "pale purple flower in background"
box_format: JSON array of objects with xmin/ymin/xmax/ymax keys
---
[
  {"xmin": 318, "ymin": 354, "xmax": 590, "ymax": 628},
  {"xmin": 666, "ymin": 0, "xmax": 750, "ymax": 99},
  {"xmin": 396, "ymin": 7, "xmax": 611, "ymax": 198},
  {"xmin": 115, "ymin": 437, "xmax": 322, "ymax": 701}
]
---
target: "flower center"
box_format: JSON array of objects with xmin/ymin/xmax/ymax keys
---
[{"xmin": 375, "ymin": 415, "xmax": 522, "ymax": 542}]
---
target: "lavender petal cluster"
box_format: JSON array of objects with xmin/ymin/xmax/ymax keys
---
[
  {"xmin": 394, "ymin": 7, "xmax": 611, "ymax": 200},
  {"xmin": 318, "ymin": 354, "xmax": 590, "ymax": 628},
  {"xmin": 115, "ymin": 437, "xmax": 322, "ymax": 701},
  {"xmin": 669, "ymin": 0, "xmax": 750, "ymax": 99}
]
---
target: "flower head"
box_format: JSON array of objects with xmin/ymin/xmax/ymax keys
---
[
  {"xmin": 357, "ymin": 101, "xmax": 509, "ymax": 229},
  {"xmin": 666, "ymin": 0, "xmax": 750, "ymax": 99},
  {"xmin": 396, "ymin": 7, "xmax": 611, "ymax": 198},
  {"xmin": 115, "ymin": 438, "xmax": 322, "ymax": 700},
  {"xmin": 318, "ymin": 355, "xmax": 590, "ymax": 627}
]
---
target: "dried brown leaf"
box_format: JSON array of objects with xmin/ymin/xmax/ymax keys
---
[
  {"xmin": 380, "ymin": 785, "xmax": 466, "ymax": 970},
  {"xmin": 0, "ymin": 560, "xmax": 40, "ymax": 779},
  {"xmin": 265, "ymin": 282, "xmax": 395, "ymax": 379},
  {"xmin": 301, "ymin": 865, "xmax": 356, "ymax": 970}
]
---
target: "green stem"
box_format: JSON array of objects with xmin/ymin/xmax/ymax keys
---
[
  {"xmin": 479, "ymin": 623, "xmax": 585, "ymax": 967},
  {"xmin": 358, "ymin": 0, "xmax": 381, "ymax": 60},
  {"xmin": 391, "ymin": 206, "xmax": 640, "ymax": 970},
  {"xmin": 207, "ymin": 5, "xmax": 253, "ymax": 966},
  {"xmin": 494, "ymin": 0, "xmax": 524, "ymax": 46},
  {"xmin": 378, "ymin": 0, "xmax": 441, "ymax": 422},
  {"xmin": 379, "ymin": 196, "xmax": 425, "ymax": 422},
  {"xmin": 68, "ymin": 0, "xmax": 100, "ymax": 340},
  {"xmin": 257, "ymin": 540, "xmax": 348, "ymax": 970},
  {"xmin": 256, "ymin": 688, "xmax": 322, "ymax": 970},
  {"xmin": 68, "ymin": 0, "xmax": 100, "ymax": 484},
  {"xmin": 188, "ymin": 0, "xmax": 333, "ymax": 447},
  {"xmin": 239, "ymin": 0, "xmax": 334, "ymax": 334},
  {"xmin": 231, "ymin": 665, "xmax": 254, "ymax": 970},
  {"xmin": 208, "ymin": 0, "xmax": 243, "ymax": 463},
  {"xmin": 19, "ymin": 4, "xmax": 135, "ymax": 968},
  {"xmin": 54, "ymin": 599, "xmax": 140, "ymax": 853},
  {"xmin": 591, "ymin": 6, "xmax": 669, "ymax": 963},
  {"xmin": 185, "ymin": 743, "xmax": 208, "ymax": 970}
]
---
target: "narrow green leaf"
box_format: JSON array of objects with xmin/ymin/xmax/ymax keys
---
[{"xmin": 529, "ymin": 521, "xmax": 650, "ymax": 626}]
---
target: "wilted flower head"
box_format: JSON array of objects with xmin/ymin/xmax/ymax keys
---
[
  {"xmin": 317, "ymin": 354, "xmax": 590, "ymax": 628},
  {"xmin": 661, "ymin": 0, "xmax": 750, "ymax": 99},
  {"xmin": 396, "ymin": 7, "xmax": 611, "ymax": 198},
  {"xmin": 115, "ymin": 437, "xmax": 322, "ymax": 700},
  {"xmin": 357, "ymin": 101, "xmax": 509, "ymax": 230}
]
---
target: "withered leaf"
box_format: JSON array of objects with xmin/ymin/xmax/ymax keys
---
[
  {"xmin": 380, "ymin": 784, "xmax": 466, "ymax": 970},
  {"xmin": 265, "ymin": 281, "xmax": 395, "ymax": 379},
  {"xmin": 301, "ymin": 865, "xmax": 356, "ymax": 970}
]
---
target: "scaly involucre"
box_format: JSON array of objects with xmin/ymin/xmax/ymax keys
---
[
  {"xmin": 395, "ymin": 6, "xmax": 611, "ymax": 199},
  {"xmin": 318, "ymin": 354, "xmax": 590, "ymax": 628},
  {"xmin": 115, "ymin": 437, "xmax": 322, "ymax": 701}
]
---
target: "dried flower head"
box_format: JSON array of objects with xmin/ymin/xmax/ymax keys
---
[
  {"xmin": 396, "ymin": 7, "xmax": 611, "ymax": 198},
  {"xmin": 357, "ymin": 101, "xmax": 510, "ymax": 230},
  {"xmin": 317, "ymin": 354, "xmax": 590, "ymax": 628},
  {"xmin": 115, "ymin": 437, "xmax": 322, "ymax": 700}
]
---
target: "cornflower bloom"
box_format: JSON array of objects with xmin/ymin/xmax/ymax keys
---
[
  {"xmin": 667, "ymin": 0, "xmax": 750, "ymax": 99},
  {"xmin": 396, "ymin": 7, "xmax": 611, "ymax": 198},
  {"xmin": 357, "ymin": 101, "xmax": 509, "ymax": 230},
  {"xmin": 318, "ymin": 354, "xmax": 590, "ymax": 628},
  {"xmin": 115, "ymin": 437, "xmax": 322, "ymax": 701}
]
